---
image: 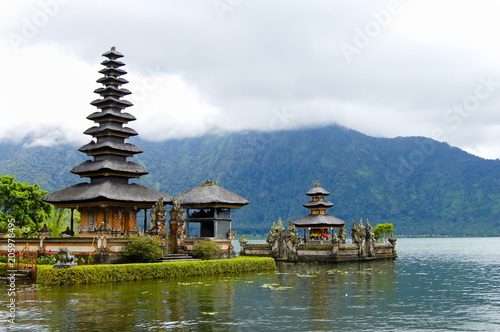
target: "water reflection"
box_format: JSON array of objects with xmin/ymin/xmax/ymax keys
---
[{"xmin": 1, "ymin": 238, "xmax": 500, "ymax": 331}]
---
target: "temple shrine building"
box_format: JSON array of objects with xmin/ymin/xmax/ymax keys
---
[
  {"xmin": 42, "ymin": 48, "xmax": 172, "ymax": 237},
  {"xmin": 176, "ymin": 180, "xmax": 249, "ymax": 256},
  {"xmin": 293, "ymin": 181, "xmax": 345, "ymax": 239}
]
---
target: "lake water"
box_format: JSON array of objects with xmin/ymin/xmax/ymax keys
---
[{"xmin": 1, "ymin": 238, "xmax": 500, "ymax": 331}]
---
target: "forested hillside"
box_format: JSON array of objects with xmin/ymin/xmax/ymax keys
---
[{"xmin": 1, "ymin": 125, "xmax": 499, "ymax": 237}]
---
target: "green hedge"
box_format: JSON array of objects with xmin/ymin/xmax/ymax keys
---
[
  {"xmin": 36, "ymin": 257, "xmax": 276, "ymax": 286},
  {"xmin": 0, "ymin": 263, "xmax": 5, "ymax": 278}
]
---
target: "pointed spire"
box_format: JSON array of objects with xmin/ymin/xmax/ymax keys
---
[{"xmin": 71, "ymin": 48, "xmax": 148, "ymax": 182}]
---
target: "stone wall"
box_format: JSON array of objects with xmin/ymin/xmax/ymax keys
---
[
  {"xmin": 240, "ymin": 241, "xmax": 397, "ymax": 262},
  {"xmin": 0, "ymin": 237, "xmax": 132, "ymax": 264}
]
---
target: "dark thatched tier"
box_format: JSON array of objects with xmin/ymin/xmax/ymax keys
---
[
  {"xmin": 93, "ymin": 86, "xmax": 132, "ymax": 98},
  {"xmin": 102, "ymin": 48, "xmax": 124, "ymax": 59},
  {"xmin": 101, "ymin": 59, "xmax": 125, "ymax": 68},
  {"xmin": 71, "ymin": 160, "xmax": 148, "ymax": 176},
  {"xmin": 84, "ymin": 123, "xmax": 138, "ymax": 137},
  {"xmin": 293, "ymin": 214, "xmax": 345, "ymax": 228},
  {"xmin": 177, "ymin": 184, "xmax": 249, "ymax": 209},
  {"xmin": 306, "ymin": 186, "xmax": 330, "ymax": 196},
  {"xmin": 96, "ymin": 76, "xmax": 128, "ymax": 86},
  {"xmin": 303, "ymin": 200, "xmax": 334, "ymax": 208},
  {"xmin": 98, "ymin": 67, "xmax": 127, "ymax": 77},
  {"xmin": 42, "ymin": 181, "xmax": 172, "ymax": 207},
  {"xmin": 90, "ymin": 96, "xmax": 133, "ymax": 109},
  {"xmin": 78, "ymin": 141, "xmax": 143, "ymax": 155},
  {"xmin": 87, "ymin": 108, "xmax": 136, "ymax": 122}
]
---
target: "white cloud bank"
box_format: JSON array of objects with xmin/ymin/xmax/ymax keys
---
[{"xmin": 1, "ymin": 0, "xmax": 500, "ymax": 159}]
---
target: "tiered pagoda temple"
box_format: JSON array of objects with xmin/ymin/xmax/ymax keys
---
[
  {"xmin": 43, "ymin": 47, "xmax": 172, "ymax": 237},
  {"xmin": 241, "ymin": 181, "xmax": 397, "ymax": 262},
  {"xmin": 293, "ymin": 181, "xmax": 345, "ymax": 239}
]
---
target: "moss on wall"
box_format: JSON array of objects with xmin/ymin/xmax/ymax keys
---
[{"xmin": 36, "ymin": 257, "xmax": 276, "ymax": 286}]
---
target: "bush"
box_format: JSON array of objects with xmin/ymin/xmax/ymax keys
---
[
  {"xmin": 37, "ymin": 254, "xmax": 59, "ymax": 265},
  {"xmin": 192, "ymin": 240, "xmax": 221, "ymax": 260},
  {"xmin": 36, "ymin": 257, "xmax": 277, "ymax": 285},
  {"xmin": 373, "ymin": 223, "xmax": 394, "ymax": 242},
  {"xmin": 123, "ymin": 236, "xmax": 163, "ymax": 263}
]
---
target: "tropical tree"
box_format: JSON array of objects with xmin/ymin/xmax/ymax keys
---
[
  {"xmin": 0, "ymin": 174, "xmax": 52, "ymax": 231},
  {"xmin": 373, "ymin": 223, "xmax": 394, "ymax": 243},
  {"xmin": 44, "ymin": 208, "xmax": 81, "ymax": 237},
  {"xmin": 44, "ymin": 208, "xmax": 69, "ymax": 237}
]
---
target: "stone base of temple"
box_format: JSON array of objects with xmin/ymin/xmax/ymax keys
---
[
  {"xmin": 240, "ymin": 242, "xmax": 397, "ymax": 263},
  {"xmin": 0, "ymin": 237, "xmax": 133, "ymax": 264}
]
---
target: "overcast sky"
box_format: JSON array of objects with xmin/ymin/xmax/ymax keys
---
[{"xmin": 2, "ymin": 1, "xmax": 500, "ymax": 159}]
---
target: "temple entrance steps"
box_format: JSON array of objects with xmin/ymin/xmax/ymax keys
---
[
  {"xmin": 2, "ymin": 269, "xmax": 33, "ymax": 281},
  {"xmin": 156, "ymin": 254, "xmax": 200, "ymax": 263}
]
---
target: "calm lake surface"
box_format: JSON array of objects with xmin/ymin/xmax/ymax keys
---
[{"xmin": 1, "ymin": 238, "xmax": 500, "ymax": 331}]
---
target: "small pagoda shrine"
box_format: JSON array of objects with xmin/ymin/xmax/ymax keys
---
[
  {"xmin": 293, "ymin": 181, "xmax": 345, "ymax": 240},
  {"xmin": 175, "ymin": 180, "xmax": 249, "ymax": 257},
  {"xmin": 43, "ymin": 47, "xmax": 172, "ymax": 237}
]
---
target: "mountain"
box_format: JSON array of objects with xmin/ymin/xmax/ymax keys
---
[{"xmin": 1, "ymin": 124, "xmax": 500, "ymax": 237}]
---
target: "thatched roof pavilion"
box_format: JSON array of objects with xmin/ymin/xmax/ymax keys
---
[
  {"xmin": 177, "ymin": 180, "xmax": 248, "ymax": 239},
  {"xmin": 177, "ymin": 181, "xmax": 249, "ymax": 209}
]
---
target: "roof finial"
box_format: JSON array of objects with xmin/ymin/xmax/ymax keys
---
[
  {"xmin": 315, "ymin": 180, "xmax": 320, "ymax": 187},
  {"xmin": 111, "ymin": 46, "xmax": 116, "ymax": 51},
  {"xmin": 201, "ymin": 179, "xmax": 217, "ymax": 186}
]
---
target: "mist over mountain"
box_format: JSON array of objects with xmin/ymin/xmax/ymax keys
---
[{"xmin": 1, "ymin": 124, "xmax": 499, "ymax": 237}]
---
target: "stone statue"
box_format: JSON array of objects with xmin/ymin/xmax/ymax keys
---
[
  {"xmin": 58, "ymin": 248, "xmax": 74, "ymax": 264},
  {"xmin": 148, "ymin": 197, "xmax": 167, "ymax": 235},
  {"xmin": 150, "ymin": 197, "xmax": 166, "ymax": 223},
  {"xmin": 239, "ymin": 234, "xmax": 249, "ymax": 246},
  {"xmin": 266, "ymin": 221, "xmax": 278, "ymax": 244},
  {"xmin": 53, "ymin": 247, "xmax": 77, "ymax": 269},
  {"xmin": 239, "ymin": 235, "xmax": 249, "ymax": 255},
  {"xmin": 351, "ymin": 220, "xmax": 357, "ymax": 244},
  {"xmin": 266, "ymin": 218, "xmax": 287, "ymax": 258},
  {"xmin": 286, "ymin": 218, "xmax": 300, "ymax": 245},
  {"xmin": 227, "ymin": 229, "xmax": 237, "ymax": 240},
  {"xmin": 338, "ymin": 225, "xmax": 346, "ymax": 244},
  {"xmin": 365, "ymin": 218, "xmax": 375, "ymax": 257},
  {"xmin": 352, "ymin": 218, "xmax": 366, "ymax": 250}
]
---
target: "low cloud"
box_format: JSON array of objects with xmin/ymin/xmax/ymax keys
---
[{"xmin": 2, "ymin": 1, "xmax": 500, "ymax": 159}]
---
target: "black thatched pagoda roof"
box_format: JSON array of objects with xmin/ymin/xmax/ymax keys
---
[
  {"xmin": 84, "ymin": 122, "xmax": 138, "ymax": 137},
  {"xmin": 96, "ymin": 76, "xmax": 128, "ymax": 86},
  {"xmin": 87, "ymin": 108, "xmax": 136, "ymax": 123},
  {"xmin": 78, "ymin": 141, "xmax": 143, "ymax": 156},
  {"xmin": 90, "ymin": 96, "xmax": 134, "ymax": 109},
  {"xmin": 102, "ymin": 48, "xmax": 124, "ymax": 59},
  {"xmin": 303, "ymin": 200, "xmax": 334, "ymax": 208},
  {"xmin": 43, "ymin": 47, "xmax": 171, "ymax": 208},
  {"xmin": 98, "ymin": 67, "xmax": 127, "ymax": 77},
  {"xmin": 70, "ymin": 160, "xmax": 148, "ymax": 177},
  {"xmin": 43, "ymin": 181, "xmax": 172, "ymax": 208},
  {"xmin": 101, "ymin": 59, "xmax": 125, "ymax": 68},
  {"xmin": 93, "ymin": 86, "xmax": 132, "ymax": 98},
  {"xmin": 177, "ymin": 182, "xmax": 249, "ymax": 209},
  {"xmin": 306, "ymin": 186, "xmax": 330, "ymax": 196},
  {"xmin": 293, "ymin": 214, "xmax": 345, "ymax": 228}
]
